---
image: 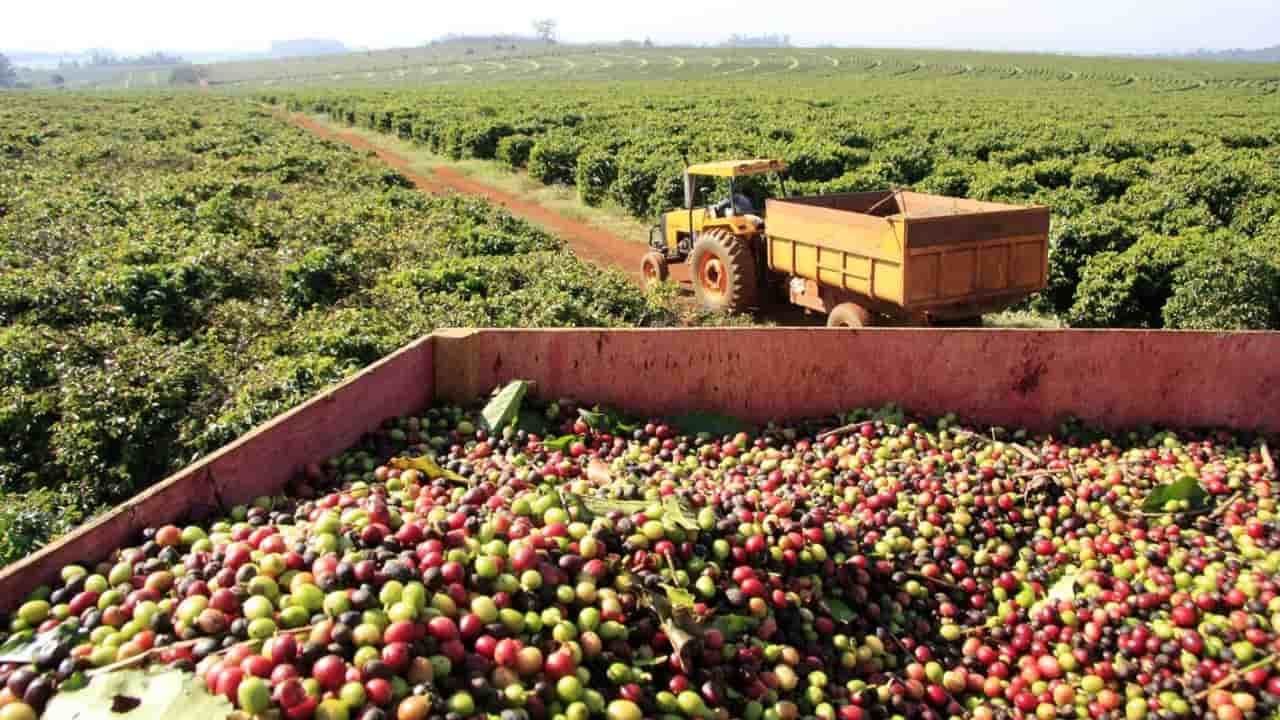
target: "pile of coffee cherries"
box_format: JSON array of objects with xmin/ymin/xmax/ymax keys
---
[{"xmin": 1, "ymin": 399, "xmax": 1277, "ymax": 720}]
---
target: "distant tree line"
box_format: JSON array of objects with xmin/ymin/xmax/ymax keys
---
[
  {"xmin": 169, "ymin": 65, "xmax": 206, "ymax": 86},
  {"xmin": 531, "ymin": 19, "xmax": 558, "ymax": 43},
  {"xmin": 1180, "ymin": 45, "xmax": 1280, "ymax": 63},
  {"xmin": 431, "ymin": 33, "xmax": 535, "ymax": 45},
  {"xmin": 0, "ymin": 53, "xmax": 16, "ymax": 88},
  {"xmin": 721, "ymin": 33, "xmax": 792, "ymax": 48},
  {"xmin": 81, "ymin": 49, "xmax": 186, "ymax": 67},
  {"xmin": 0, "ymin": 53, "xmax": 15, "ymax": 87}
]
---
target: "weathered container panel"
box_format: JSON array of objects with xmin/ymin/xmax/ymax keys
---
[
  {"xmin": 766, "ymin": 193, "xmax": 1049, "ymax": 318},
  {"xmin": 0, "ymin": 336, "xmax": 436, "ymax": 611},
  {"xmin": 2, "ymin": 328, "xmax": 1277, "ymax": 611}
]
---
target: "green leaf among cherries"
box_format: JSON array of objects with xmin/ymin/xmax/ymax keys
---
[
  {"xmin": 481, "ymin": 380, "xmax": 532, "ymax": 432},
  {"xmin": 0, "ymin": 623, "xmax": 87, "ymax": 664},
  {"xmin": 44, "ymin": 667, "xmax": 232, "ymax": 720},
  {"xmin": 1141, "ymin": 476, "xmax": 1209, "ymax": 513}
]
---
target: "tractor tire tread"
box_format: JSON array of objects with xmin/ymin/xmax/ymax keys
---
[{"xmin": 691, "ymin": 228, "xmax": 759, "ymax": 314}]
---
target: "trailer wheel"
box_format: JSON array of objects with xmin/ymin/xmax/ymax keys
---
[
  {"xmin": 827, "ymin": 303, "xmax": 873, "ymax": 328},
  {"xmin": 691, "ymin": 229, "xmax": 758, "ymax": 313},
  {"xmin": 640, "ymin": 252, "xmax": 669, "ymax": 288}
]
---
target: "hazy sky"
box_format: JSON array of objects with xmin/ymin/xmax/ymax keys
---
[{"xmin": 3, "ymin": 0, "xmax": 1277, "ymax": 54}]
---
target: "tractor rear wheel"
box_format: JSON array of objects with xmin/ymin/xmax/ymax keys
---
[
  {"xmin": 827, "ymin": 302, "xmax": 873, "ymax": 328},
  {"xmin": 640, "ymin": 252, "xmax": 669, "ymax": 288},
  {"xmin": 690, "ymin": 229, "xmax": 758, "ymax": 313}
]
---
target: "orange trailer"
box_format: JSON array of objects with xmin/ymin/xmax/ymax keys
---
[{"xmin": 766, "ymin": 191, "xmax": 1050, "ymax": 326}]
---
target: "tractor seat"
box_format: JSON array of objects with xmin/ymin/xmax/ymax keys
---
[{"xmin": 713, "ymin": 194, "xmax": 755, "ymax": 218}]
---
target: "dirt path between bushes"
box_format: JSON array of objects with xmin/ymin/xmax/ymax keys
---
[{"xmin": 284, "ymin": 112, "xmax": 691, "ymax": 286}]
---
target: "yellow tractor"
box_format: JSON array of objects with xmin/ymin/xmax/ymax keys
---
[{"xmin": 642, "ymin": 159, "xmax": 788, "ymax": 313}]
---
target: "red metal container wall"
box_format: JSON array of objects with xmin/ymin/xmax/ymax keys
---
[
  {"xmin": 2, "ymin": 328, "xmax": 1277, "ymax": 612},
  {"xmin": 432, "ymin": 328, "xmax": 1280, "ymax": 433}
]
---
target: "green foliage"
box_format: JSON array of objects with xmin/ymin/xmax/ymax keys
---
[
  {"xmin": 915, "ymin": 161, "xmax": 973, "ymax": 197},
  {"xmin": 496, "ymin": 134, "xmax": 535, "ymax": 169},
  {"xmin": 1162, "ymin": 246, "xmax": 1280, "ymax": 330},
  {"xmin": 527, "ymin": 131, "xmax": 581, "ymax": 185},
  {"xmin": 1031, "ymin": 159, "xmax": 1073, "ymax": 190},
  {"xmin": 1069, "ymin": 158, "xmax": 1146, "ymax": 202},
  {"xmin": 0, "ymin": 94, "xmax": 688, "ymax": 565},
  {"xmin": 1220, "ymin": 130, "xmax": 1272, "ymax": 150},
  {"xmin": 50, "ymin": 326, "xmax": 212, "ymax": 506},
  {"xmin": 1066, "ymin": 237, "xmax": 1187, "ymax": 328},
  {"xmin": 783, "ymin": 140, "xmax": 847, "ymax": 183},
  {"xmin": 283, "ymin": 246, "xmax": 358, "ymax": 312},
  {"xmin": 876, "ymin": 142, "xmax": 934, "ymax": 185},
  {"xmin": 969, "ymin": 166, "xmax": 1039, "ymax": 202},
  {"xmin": 1043, "ymin": 209, "xmax": 1138, "ymax": 315},
  {"xmin": 481, "ymin": 380, "xmax": 531, "ymax": 432},
  {"xmin": 1067, "ymin": 232, "xmax": 1280, "ymax": 331},
  {"xmin": 430, "ymin": 194, "xmax": 562, "ymax": 256},
  {"xmin": 0, "ymin": 488, "xmax": 83, "ymax": 564},
  {"xmin": 1141, "ymin": 477, "xmax": 1209, "ymax": 513},
  {"xmin": 458, "ymin": 120, "xmax": 515, "ymax": 160},
  {"xmin": 609, "ymin": 156, "xmax": 669, "ymax": 218},
  {"xmin": 575, "ymin": 147, "xmax": 619, "ymax": 206},
  {"xmin": 106, "ymin": 259, "xmax": 233, "ymax": 333},
  {"xmin": 648, "ymin": 164, "xmax": 697, "ymax": 218},
  {"xmin": 432, "ymin": 120, "xmax": 515, "ymax": 161}
]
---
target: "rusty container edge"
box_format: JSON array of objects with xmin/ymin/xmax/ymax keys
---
[{"xmin": 1, "ymin": 327, "xmax": 1277, "ymax": 612}]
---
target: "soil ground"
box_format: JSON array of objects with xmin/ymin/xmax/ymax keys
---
[{"xmin": 284, "ymin": 112, "xmax": 692, "ymax": 288}]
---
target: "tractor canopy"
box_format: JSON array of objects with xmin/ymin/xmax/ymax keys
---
[{"xmin": 685, "ymin": 158, "xmax": 788, "ymax": 178}]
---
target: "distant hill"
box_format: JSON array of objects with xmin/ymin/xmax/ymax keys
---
[
  {"xmin": 5, "ymin": 41, "xmax": 349, "ymax": 70},
  {"xmin": 1176, "ymin": 45, "xmax": 1280, "ymax": 63},
  {"xmin": 720, "ymin": 33, "xmax": 792, "ymax": 48},
  {"xmin": 269, "ymin": 39, "xmax": 347, "ymax": 59},
  {"xmin": 4, "ymin": 50, "xmax": 81, "ymax": 68}
]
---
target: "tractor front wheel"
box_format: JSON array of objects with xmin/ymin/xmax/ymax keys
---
[
  {"xmin": 690, "ymin": 229, "xmax": 758, "ymax": 313},
  {"xmin": 640, "ymin": 251, "xmax": 669, "ymax": 288}
]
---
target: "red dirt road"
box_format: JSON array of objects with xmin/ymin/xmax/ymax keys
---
[{"xmin": 285, "ymin": 113, "xmax": 690, "ymax": 286}]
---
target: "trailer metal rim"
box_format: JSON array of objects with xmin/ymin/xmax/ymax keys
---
[
  {"xmin": 640, "ymin": 251, "xmax": 669, "ymax": 288},
  {"xmin": 641, "ymin": 256, "xmax": 659, "ymax": 283}
]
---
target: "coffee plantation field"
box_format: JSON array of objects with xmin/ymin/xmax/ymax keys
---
[
  {"xmin": 209, "ymin": 44, "xmax": 1280, "ymax": 90},
  {"xmin": 0, "ymin": 94, "xmax": 702, "ymax": 565},
  {"xmin": 0, "ymin": 44, "xmax": 1279, "ymax": 720},
  {"xmin": 265, "ymin": 64, "xmax": 1280, "ymax": 329},
  {"xmin": 3, "ymin": 44, "xmax": 1279, "ymax": 576}
]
